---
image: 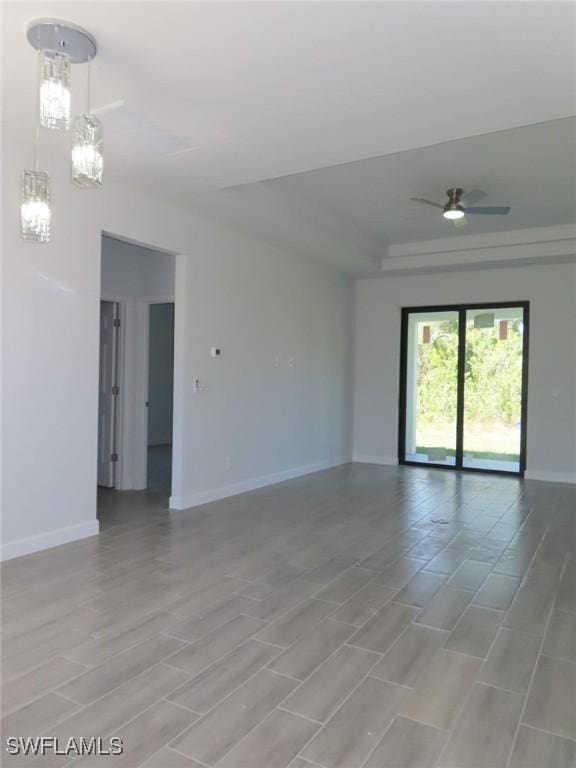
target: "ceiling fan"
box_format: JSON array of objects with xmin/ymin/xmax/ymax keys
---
[{"xmin": 410, "ymin": 188, "xmax": 511, "ymax": 227}]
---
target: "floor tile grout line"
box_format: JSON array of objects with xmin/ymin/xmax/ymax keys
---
[
  {"xmin": 8, "ymin": 660, "xmax": 190, "ymax": 742},
  {"xmin": 269, "ymin": 705, "xmax": 331, "ymax": 768},
  {"xmin": 539, "ymin": 651, "xmax": 576, "ymax": 667},
  {"xmin": 519, "ymin": 720, "xmax": 576, "ymax": 745},
  {"xmin": 291, "ymin": 653, "xmax": 407, "ymax": 764},
  {"xmin": 160, "ymin": 697, "xmax": 203, "ymax": 718},
  {"xmin": 0, "ymin": 656, "xmax": 96, "ymax": 719},
  {"xmin": 356, "ymin": 713, "xmax": 418, "ymax": 768},
  {"xmin": 441, "ymin": 602, "xmax": 506, "ymax": 658},
  {"xmin": 166, "ymin": 744, "xmax": 213, "ymax": 767},
  {"xmin": 365, "ymin": 674, "xmax": 413, "ymax": 690},
  {"xmin": 163, "ymin": 642, "xmax": 290, "ymax": 722},
  {"xmin": 503, "ymin": 550, "xmax": 571, "ymax": 768},
  {"xmin": 58, "ymin": 619, "xmax": 189, "ymax": 669},
  {"xmin": 66, "ymin": 694, "xmax": 204, "ymax": 768},
  {"xmin": 278, "ymin": 640, "xmax": 388, "ymax": 726},
  {"xmin": 275, "ymin": 706, "xmax": 324, "ymax": 726},
  {"xmin": 251, "ymin": 638, "xmax": 287, "ymax": 650},
  {"xmin": 265, "ymin": 668, "xmax": 302, "ymax": 681},
  {"xmin": 391, "ymin": 713, "xmax": 449, "ymax": 734},
  {"xmin": 2, "ymin": 641, "xmax": 96, "ymax": 684},
  {"xmin": 55, "ymin": 632, "xmax": 193, "ymax": 695},
  {"xmin": 172, "ymin": 668, "xmax": 324, "ymax": 766},
  {"xmin": 432, "ymin": 523, "xmax": 552, "ymax": 768}
]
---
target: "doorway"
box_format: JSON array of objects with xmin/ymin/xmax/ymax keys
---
[
  {"xmin": 146, "ymin": 302, "xmax": 175, "ymax": 490},
  {"xmin": 97, "ymin": 234, "xmax": 176, "ymax": 509},
  {"xmin": 398, "ymin": 302, "xmax": 529, "ymax": 476}
]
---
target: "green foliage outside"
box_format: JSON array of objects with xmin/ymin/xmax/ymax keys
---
[{"xmin": 417, "ymin": 319, "xmax": 523, "ymax": 427}]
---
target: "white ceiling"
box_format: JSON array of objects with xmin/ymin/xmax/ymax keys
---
[
  {"xmin": 3, "ymin": 2, "xmax": 576, "ymax": 273},
  {"xmin": 230, "ymin": 117, "xmax": 576, "ymax": 247}
]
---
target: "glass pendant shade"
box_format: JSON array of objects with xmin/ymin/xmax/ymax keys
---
[
  {"xmin": 71, "ymin": 114, "xmax": 103, "ymax": 187},
  {"xmin": 21, "ymin": 170, "xmax": 51, "ymax": 242},
  {"xmin": 39, "ymin": 50, "xmax": 71, "ymax": 130}
]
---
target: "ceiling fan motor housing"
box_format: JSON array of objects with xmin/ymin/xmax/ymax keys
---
[
  {"xmin": 444, "ymin": 188, "xmax": 465, "ymax": 217},
  {"xmin": 447, "ymin": 188, "xmax": 463, "ymax": 204}
]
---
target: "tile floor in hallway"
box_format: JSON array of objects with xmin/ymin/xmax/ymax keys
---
[{"xmin": 1, "ymin": 464, "xmax": 575, "ymax": 768}]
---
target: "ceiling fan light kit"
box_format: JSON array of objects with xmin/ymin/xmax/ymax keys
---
[
  {"xmin": 443, "ymin": 207, "xmax": 465, "ymax": 220},
  {"xmin": 21, "ymin": 19, "xmax": 103, "ymax": 242}
]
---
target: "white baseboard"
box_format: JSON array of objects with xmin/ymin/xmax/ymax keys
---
[
  {"xmin": 169, "ymin": 456, "xmax": 351, "ymax": 510},
  {"xmin": 524, "ymin": 469, "xmax": 576, "ymax": 484},
  {"xmin": 352, "ymin": 459, "xmax": 576, "ymax": 485},
  {"xmin": 352, "ymin": 454, "xmax": 398, "ymax": 466},
  {"xmin": 1, "ymin": 520, "xmax": 100, "ymax": 561}
]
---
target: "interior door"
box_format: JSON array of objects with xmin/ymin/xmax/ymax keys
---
[{"xmin": 97, "ymin": 301, "xmax": 119, "ymax": 487}]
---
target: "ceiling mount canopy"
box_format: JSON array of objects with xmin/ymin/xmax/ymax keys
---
[{"xmin": 26, "ymin": 19, "xmax": 97, "ymax": 63}]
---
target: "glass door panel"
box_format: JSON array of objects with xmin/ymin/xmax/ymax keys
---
[
  {"xmin": 462, "ymin": 307, "xmax": 525, "ymax": 473},
  {"xmin": 404, "ymin": 311, "xmax": 459, "ymax": 466}
]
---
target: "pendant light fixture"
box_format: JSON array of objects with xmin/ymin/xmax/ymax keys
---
[
  {"xmin": 38, "ymin": 49, "xmax": 72, "ymax": 130},
  {"xmin": 21, "ymin": 20, "xmax": 101, "ymax": 242},
  {"xmin": 27, "ymin": 21, "xmax": 97, "ymax": 131},
  {"xmin": 21, "ymin": 170, "xmax": 51, "ymax": 243},
  {"xmin": 71, "ymin": 63, "xmax": 103, "ymax": 187}
]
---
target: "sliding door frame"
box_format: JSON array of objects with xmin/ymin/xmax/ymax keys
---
[{"xmin": 398, "ymin": 301, "xmax": 530, "ymax": 477}]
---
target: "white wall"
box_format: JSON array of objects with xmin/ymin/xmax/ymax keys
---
[
  {"xmin": 353, "ymin": 263, "xmax": 576, "ymax": 483},
  {"xmin": 148, "ymin": 303, "xmax": 174, "ymax": 447},
  {"xmin": 1, "ymin": 137, "xmax": 353, "ymax": 558},
  {"xmin": 101, "ymin": 236, "xmax": 175, "ymax": 301},
  {"xmin": 171, "ymin": 223, "xmax": 353, "ymax": 508}
]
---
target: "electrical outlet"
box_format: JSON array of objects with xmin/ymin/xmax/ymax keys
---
[{"xmin": 193, "ymin": 378, "xmax": 208, "ymax": 393}]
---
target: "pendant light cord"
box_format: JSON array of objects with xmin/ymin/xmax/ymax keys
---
[
  {"xmin": 86, "ymin": 61, "xmax": 91, "ymax": 115},
  {"xmin": 34, "ymin": 50, "xmax": 41, "ymax": 171},
  {"xmin": 34, "ymin": 115, "xmax": 40, "ymax": 172}
]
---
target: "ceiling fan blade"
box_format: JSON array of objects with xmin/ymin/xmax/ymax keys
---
[
  {"xmin": 410, "ymin": 197, "xmax": 444, "ymax": 209},
  {"xmin": 452, "ymin": 216, "xmax": 468, "ymax": 228},
  {"xmin": 464, "ymin": 206, "xmax": 511, "ymax": 215},
  {"xmin": 460, "ymin": 189, "xmax": 487, "ymax": 206}
]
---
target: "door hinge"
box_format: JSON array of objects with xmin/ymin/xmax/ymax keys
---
[
  {"xmin": 112, "ymin": 385, "xmax": 120, "ymax": 396},
  {"xmin": 113, "ymin": 318, "xmax": 121, "ymax": 328},
  {"xmin": 110, "ymin": 452, "xmax": 118, "ymax": 463}
]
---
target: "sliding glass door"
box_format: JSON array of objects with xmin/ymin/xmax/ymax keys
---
[
  {"xmin": 399, "ymin": 303, "xmax": 529, "ymax": 476},
  {"xmin": 403, "ymin": 311, "xmax": 460, "ymax": 466}
]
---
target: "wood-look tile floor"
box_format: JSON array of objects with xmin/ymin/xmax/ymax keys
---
[{"xmin": 2, "ymin": 464, "xmax": 575, "ymax": 767}]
